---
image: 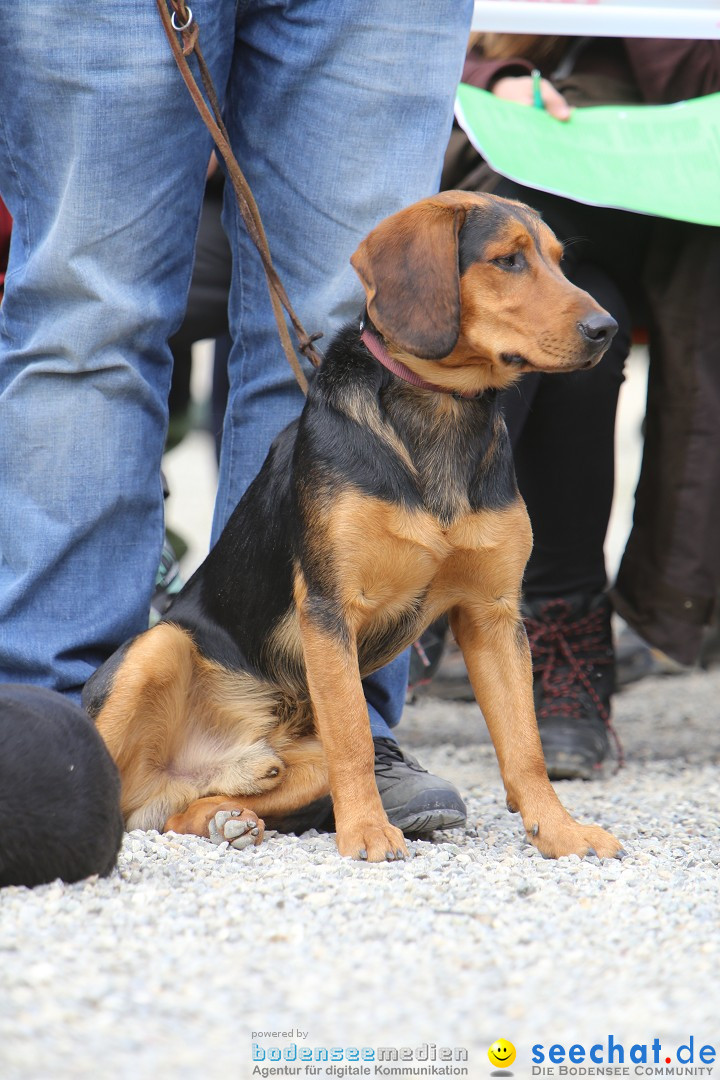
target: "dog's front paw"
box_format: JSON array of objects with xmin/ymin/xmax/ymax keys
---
[
  {"xmin": 208, "ymin": 808, "xmax": 264, "ymax": 851},
  {"xmin": 336, "ymin": 819, "xmax": 408, "ymax": 862},
  {"xmin": 526, "ymin": 816, "xmax": 623, "ymax": 860}
]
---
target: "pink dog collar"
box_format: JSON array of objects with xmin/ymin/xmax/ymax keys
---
[{"xmin": 360, "ymin": 327, "xmax": 477, "ymax": 399}]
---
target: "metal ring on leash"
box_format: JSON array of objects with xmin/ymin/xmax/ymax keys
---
[{"xmin": 171, "ymin": 6, "xmax": 193, "ymax": 31}]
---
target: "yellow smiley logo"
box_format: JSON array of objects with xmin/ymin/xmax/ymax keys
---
[{"xmin": 488, "ymin": 1039, "xmax": 516, "ymax": 1069}]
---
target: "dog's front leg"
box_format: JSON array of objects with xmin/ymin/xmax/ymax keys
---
[
  {"xmin": 451, "ymin": 597, "xmax": 622, "ymax": 860},
  {"xmin": 297, "ymin": 598, "xmax": 408, "ymax": 862}
]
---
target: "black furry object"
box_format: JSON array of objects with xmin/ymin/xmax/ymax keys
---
[{"xmin": 0, "ymin": 684, "xmax": 123, "ymax": 888}]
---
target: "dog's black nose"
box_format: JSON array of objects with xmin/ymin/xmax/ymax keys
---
[{"xmin": 578, "ymin": 313, "xmax": 618, "ymax": 347}]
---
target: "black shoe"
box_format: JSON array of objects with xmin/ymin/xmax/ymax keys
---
[
  {"xmin": 524, "ymin": 592, "xmax": 616, "ymax": 780},
  {"xmin": 272, "ymin": 737, "xmax": 467, "ymax": 837},
  {"xmin": 616, "ymin": 621, "xmax": 692, "ymax": 686},
  {"xmin": 421, "ymin": 638, "xmax": 476, "ymax": 703},
  {"xmin": 408, "ymin": 620, "xmax": 477, "ymax": 703},
  {"xmin": 372, "ymin": 737, "xmax": 467, "ymax": 834},
  {"xmin": 701, "ymin": 609, "xmax": 720, "ymax": 670},
  {"xmin": 407, "ymin": 618, "xmax": 448, "ymax": 695}
]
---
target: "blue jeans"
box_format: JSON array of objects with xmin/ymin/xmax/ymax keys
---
[{"xmin": 0, "ymin": 0, "xmax": 472, "ymax": 736}]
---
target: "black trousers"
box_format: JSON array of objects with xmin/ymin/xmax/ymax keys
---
[
  {"xmin": 168, "ymin": 177, "xmax": 231, "ymax": 426},
  {"xmin": 493, "ymin": 178, "xmax": 651, "ymax": 602}
]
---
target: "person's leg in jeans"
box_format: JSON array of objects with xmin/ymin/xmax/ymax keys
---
[
  {"xmin": 0, "ymin": 1, "xmax": 236, "ymax": 697},
  {"xmin": 214, "ymin": 0, "xmax": 473, "ymax": 831}
]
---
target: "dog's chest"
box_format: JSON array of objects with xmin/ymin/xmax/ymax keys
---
[
  {"xmin": 331, "ymin": 490, "xmax": 511, "ymax": 616},
  {"xmin": 412, "ymin": 430, "xmax": 473, "ymax": 524},
  {"xmin": 351, "ymin": 499, "xmax": 522, "ymax": 677},
  {"xmin": 383, "ymin": 387, "xmax": 506, "ymax": 524}
]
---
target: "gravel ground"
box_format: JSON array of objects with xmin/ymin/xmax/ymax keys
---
[
  {"xmin": 2, "ymin": 665, "xmax": 719, "ymax": 1080},
  {"xmin": 5, "ymin": 348, "xmax": 716, "ymax": 1078}
]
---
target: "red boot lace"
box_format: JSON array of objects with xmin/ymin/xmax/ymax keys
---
[{"xmin": 524, "ymin": 599, "xmax": 624, "ymax": 767}]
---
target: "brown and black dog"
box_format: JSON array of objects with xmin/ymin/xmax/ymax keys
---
[{"xmin": 83, "ymin": 191, "xmax": 623, "ymax": 863}]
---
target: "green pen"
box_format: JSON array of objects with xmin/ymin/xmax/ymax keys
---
[{"xmin": 531, "ymin": 68, "xmax": 544, "ymax": 110}]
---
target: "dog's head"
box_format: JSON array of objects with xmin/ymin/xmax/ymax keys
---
[{"xmin": 351, "ymin": 191, "xmax": 617, "ymax": 395}]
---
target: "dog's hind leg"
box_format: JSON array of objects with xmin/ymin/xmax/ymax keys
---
[
  {"xmin": 163, "ymin": 736, "xmax": 329, "ymax": 842},
  {"xmin": 91, "ymin": 622, "xmax": 199, "ymax": 827},
  {"xmin": 165, "ymin": 799, "xmax": 265, "ymax": 850},
  {"xmin": 91, "ymin": 622, "xmax": 238, "ymax": 833},
  {"xmin": 92, "ymin": 623, "xmax": 274, "ymax": 836}
]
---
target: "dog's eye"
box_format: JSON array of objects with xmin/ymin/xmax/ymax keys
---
[{"xmin": 492, "ymin": 252, "xmax": 526, "ymax": 272}]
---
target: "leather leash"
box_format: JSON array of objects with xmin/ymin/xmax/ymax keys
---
[{"xmin": 156, "ymin": 0, "xmax": 324, "ymax": 396}]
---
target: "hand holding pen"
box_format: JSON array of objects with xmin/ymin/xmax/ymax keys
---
[{"xmin": 491, "ymin": 70, "xmax": 572, "ymax": 120}]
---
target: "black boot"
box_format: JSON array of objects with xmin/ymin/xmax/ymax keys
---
[
  {"xmin": 407, "ymin": 618, "xmax": 448, "ymax": 696},
  {"xmin": 523, "ymin": 592, "xmax": 616, "ymax": 780}
]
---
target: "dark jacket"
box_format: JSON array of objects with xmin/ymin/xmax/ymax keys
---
[
  {"xmin": 446, "ymin": 39, "xmax": 720, "ymax": 664},
  {"xmin": 461, "ymin": 37, "xmax": 720, "ymax": 103}
]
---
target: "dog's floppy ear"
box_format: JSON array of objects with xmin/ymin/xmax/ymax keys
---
[{"xmin": 351, "ymin": 201, "xmax": 466, "ymax": 361}]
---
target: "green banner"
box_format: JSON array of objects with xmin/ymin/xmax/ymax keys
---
[{"xmin": 455, "ymin": 83, "xmax": 720, "ymax": 227}]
